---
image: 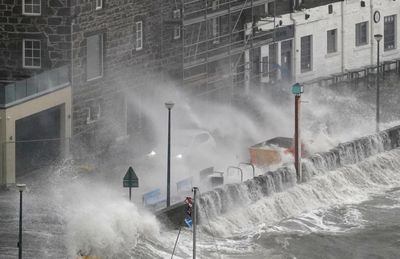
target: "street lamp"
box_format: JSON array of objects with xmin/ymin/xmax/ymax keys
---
[
  {"xmin": 165, "ymin": 101, "xmax": 174, "ymax": 207},
  {"xmin": 374, "ymin": 34, "xmax": 383, "ymax": 133},
  {"xmin": 16, "ymin": 183, "xmax": 26, "ymax": 259}
]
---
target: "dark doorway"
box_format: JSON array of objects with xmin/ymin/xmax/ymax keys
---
[
  {"xmin": 15, "ymin": 106, "xmax": 61, "ymax": 176},
  {"xmin": 281, "ymin": 40, "xmax": 293, "ymax": 81}
]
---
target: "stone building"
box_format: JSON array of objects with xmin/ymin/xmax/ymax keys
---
[
  {"xmin": 0, "ymin": 0, "xmax": 71, "ymax": 81},
  {"xmin": 0, "ymin": 0, "xmax": 72, "ymax": 185},
  {"xmin": 0, "ymin": 0, "xmax": 177, "ymax": 185},
  {"xmin": 2, "ymin": 0, "xmax": 393, "ymax": 186}
]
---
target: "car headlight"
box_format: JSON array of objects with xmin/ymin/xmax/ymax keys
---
[{"xmin": 148, "ymin": 150, "xmax": 157, "ymax": 157}]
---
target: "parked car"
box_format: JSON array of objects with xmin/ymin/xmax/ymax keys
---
[{"xmin": 147, "ymin": 129, "xmax": 217, "ymax": 168}]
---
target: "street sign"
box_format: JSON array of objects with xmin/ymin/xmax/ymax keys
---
[
  {"xmin": 291, "ymin": 83, "xmax": 304, "ymax": 95},
  {"xmin": 123, "ymin": 167, "xmax": 139, "ymax": 188}
]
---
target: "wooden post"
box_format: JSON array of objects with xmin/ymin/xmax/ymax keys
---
[{"xmin": 294, "ymin": 94, "xmax": 301, "ymax": 183}]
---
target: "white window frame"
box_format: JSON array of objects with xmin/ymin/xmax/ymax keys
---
[
  {"xmin": 22, "ymin": 0, "xmax": 41, "ymax": 16},
  {"xmin": 86, "ymin": 34, "xmax": 104, "ymax": 81},
  {"xmin": 384, "ymin": 15, "xmax": 396, "ymax": 51},
  {"xmin": 173, "ymin": 25, "xmax": 181, "ymax": 40},
  {"xmin": 23, "ymin": 39, "xmax": 41, "ymax": 69},
  {"xmin": 173, "ymin": 9, "xmax": 181, "ymax": 19},
  {"xmin": 96, "ymin": 0, "xmax": 103, "ymax": 10},
  {"xmin": 86, "ymin": 104, "xmax": 101, "ymax": 124},
  {"xmin": 136, "ymin": 21, "xmax": 143, "ymax": 51}
]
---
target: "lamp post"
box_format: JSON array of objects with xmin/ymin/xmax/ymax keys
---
[
  {"xmin": 165, "ymin": 101, "xmax": 174, "ymax": 207},
  {"xmin": 291, "ymin": 83, "xmax": 303, "ymax": 183},
  {"xmin": 16, "ymin": 184, "xmax": 26, "ymax": 259},
  {"xmin": 374, "ymin": 34, "xmax": 383, "ymax": 133}
]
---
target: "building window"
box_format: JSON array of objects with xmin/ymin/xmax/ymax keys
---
[
  {"xmin": 136, "ymin": 21, "xmax": 143, "ymax": 50},
  {"xmin": 174, "ymin": 26, "xmax": 181, "ymax": 39},
  {"xmin": 96, "ymin": 0, "xmax": 102, "ymax": 10},
  {"xmin": 86, "ymin": 104, "xmax": 101, "ymax": 124},
  {"xmin": 23, "ymin": 0, "xmax": 41, "ymax": 15},
  {"xmin": 301, "ymin": 35, "xmax": 312, "ymax": 73},
  {"xmin": 86, "ymin": 34, "xmax": 103, "ymax": 81},
  {"xmin": 212, "ymin": 0, "xmax": 220, "ymax": 44},
  {"xmin": 269, "ymin": 43, "xmax": 278, "ymax": 80},
  {"xmin": 355, "ymin": 21, "xmax": 368, "ymax": 46},
  {"xmin": 266, "ymin": 2, "xmax": 274, "ymax": 16},
  {"xmin": 173, "ymin": 9, "xmax": 181, "ymax": 40},
  {"xmin": 23, "ymin": 39, "xmax": 41, "ymax": 68},
  {"xmin": 327, "ymin": 29, "xmax": 337, "ymax": 53},
  {"xmin": 262, "ymin": 56, "xmax": 269, "ymax": 77},
  {"xmin": 384, "ymin": 15, "xmax": 396, "ymax": 51},
  {"xmin": 173, "ymin": 9, "xmax": 181, "ymax": 19}
]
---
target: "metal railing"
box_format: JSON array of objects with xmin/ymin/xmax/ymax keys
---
[
  {"xmin": 226, "ymin": 166, "xmax": 243, "ymax": 182},
  {"xmin": 238, "ymin": 162, "xmax": 255, "ymax": 178},
  {"xmin": 0, "ymin": 65, "xmax": 69, "ymax": 107}
]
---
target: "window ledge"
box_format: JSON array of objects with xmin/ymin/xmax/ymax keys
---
[
  {"xmin": 23, "ymin": 66, "xmax": 41, "ymax": 69},
  {"xmin": 325, "ymin": 52, "xmax": 340, "ymax": 58},
  {"xmin": 382, "ymin": 48, "xmax": 398, "ymax": 57},
  {"xmin": 300, "ymin": 70, "xmax": 314, "ymax": 75},
  {"xmin": 22, "ymin": 13, "xmax": 41, "ymax": 16},
  {"xmin": 86, "ymin": 75, "xmax": 103, "ymax": 82},
  {"xmin": 353, "ymin": 44, "xmax": 370, "ymax": 52}
]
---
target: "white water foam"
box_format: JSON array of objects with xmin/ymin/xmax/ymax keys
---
[
  {"xmin": 201, "ymin": 149, "xmax": 400, "ymax": 238},
  {"xmin": 47, "ymin": 166, "xmax": 162, "ymax": 258},
  {"xmin": 127, "ymin": 149, "xmax": 400, "ymax": 259},
  {"xmin": 57, "ymin": 147, "xmax": 400, "ymax": 258}
]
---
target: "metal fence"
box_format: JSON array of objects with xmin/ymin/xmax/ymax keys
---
[{"xmin": 0, "ymin": 66, "xmax": 69, "ymax": 107}]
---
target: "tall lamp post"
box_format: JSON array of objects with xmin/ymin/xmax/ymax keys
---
[
  {"xmin": 165, "ymin": 101, "xmax": 174, "ymax": 207},
  {"xmin": 16, "ymin": 184, "xmax": 26, "ymax": 259},
  {"xmin": 374, "ymin": 34, "xmax": 383, "ymax": 133}
]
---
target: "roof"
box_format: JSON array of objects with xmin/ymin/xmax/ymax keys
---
[{"xmin": 251, "ymin": 137, "xmax": 293, "ymax": 149}]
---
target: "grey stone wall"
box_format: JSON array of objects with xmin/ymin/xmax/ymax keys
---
[
  {"xmin": 0, "ymin": 0, "xmax": 71, "ymax": 81},
  {"xmin": 70, "ymin": 0, "xmax": 172, "ymax": 155},
  {"xmin": 159, "ymin": 0, "xmax": 183, "ymax": 81},
  {"xmin": 0, "ymin": 0, "xmax": 348, "ymax": 159}
]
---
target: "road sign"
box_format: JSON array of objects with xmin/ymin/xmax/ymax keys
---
[
  {"xmin": 291, "ymin": 83, "xmax": 304, "ymax": 95},
  {"xmin": 123, "ymin": 167, "xmax": 139, "ymax": 188}
]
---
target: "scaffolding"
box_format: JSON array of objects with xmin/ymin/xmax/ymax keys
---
[{"xmin": 180, "ymin": 0, "xmax": 277, "ymax": 101}]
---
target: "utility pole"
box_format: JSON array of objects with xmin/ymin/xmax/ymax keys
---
[
  {"xmin": 292, "ymin": 83, "xmax": 303, "ymax": 183},
  {"xmin": 192, "ymin": 187, "xmax": 198, "ymax": 259}
]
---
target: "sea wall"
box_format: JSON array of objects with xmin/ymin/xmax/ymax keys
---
[{"xmin": 158, "ymin": 125, "xmax": 400, "ymax": 227}]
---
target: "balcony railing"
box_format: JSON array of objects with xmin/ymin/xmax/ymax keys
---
[{"xmin": 0, "ymin": 65, "xmax": 70, "ymax": 108}]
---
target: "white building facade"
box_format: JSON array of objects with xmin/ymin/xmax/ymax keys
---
[{"xmin": 258, "ymin": 0, "xmax": 400, "ymax": 84}]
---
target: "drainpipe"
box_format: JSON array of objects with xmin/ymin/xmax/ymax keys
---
[
  {"xmin": 69, "ymin": 13, "xmax": 73, "ymax": 159},
  {"xmin": 290, "ymin": 0, "xmax": 297, "ymax": 81},
  {"xmin": 341, "ymin": 1, "xmax": 345, "ymax": 72}
]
